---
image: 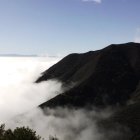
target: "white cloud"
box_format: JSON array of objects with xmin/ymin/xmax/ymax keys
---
[
  {"xmin": 6, "ymin": 107, "xmax": 130, "ymax": 140},
  {"xmin": 82, "ymin": 0, "xmax": 102, "ymax": 4},
  {"xmin": 0, "ymin": 56, "xmax": 63, "ymax": 121},
  {"xmin": 0, "ymin": 56, "xmax": 130, "ymax": 140}
]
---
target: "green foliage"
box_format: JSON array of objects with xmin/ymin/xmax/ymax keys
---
[
  {"xmin": 0, "ymin": 124, "xmax": 59, "ymax": 140},
  {"xmin": 0, "ymin": 124, "xmax": 43, "ymax": 140}
]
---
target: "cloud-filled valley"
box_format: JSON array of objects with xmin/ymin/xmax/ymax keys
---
[
  {"xmin": 0, "ymin": 56, "xmax": 116, "ymax": 140},
  {"xmin": 0, "ymin": 51, "xmax": 136, "ymax": 140},
  {"xmin": 0, "ymin": 56, "xmax": 122, "ymax": 140},
  {"xmin": 0, "ymin": 57, "xmax": 62, "ymax": 121}
]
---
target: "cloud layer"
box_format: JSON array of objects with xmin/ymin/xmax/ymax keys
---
[
  {"xmin": 0, "ymin": 57, "xmax": 62, "ymax": 122},
  {"xmin": 6, "ymin": 107, "xmax": 131, "ymax": 140},
  {"xmin": 0, "ymin": 56, "xmax": 131, "ymax": 140}
]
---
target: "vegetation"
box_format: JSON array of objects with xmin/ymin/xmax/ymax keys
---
[
  {"xmin": 0, "ymin": 124, "xmax": 42, "ymax": 140},
  {"xmin": 0, "ymin": 124, "xmax": 58, "ymax": 140}
]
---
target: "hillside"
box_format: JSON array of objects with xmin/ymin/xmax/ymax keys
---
[
  {"xmin": 36, "ymin": 42, "xmax": 140, "ymax": 108},
  {"xmin": 36, "ymin": 42, "xmax": 140, "ymax": 140}
]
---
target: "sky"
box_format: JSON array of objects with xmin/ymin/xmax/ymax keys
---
[{"xmin": 0, "ymin": 0, "xmax": 140, "ymax": 55}]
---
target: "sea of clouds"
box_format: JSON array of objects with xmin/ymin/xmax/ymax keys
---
[
  {"xmin": 0, "ymin": 56, "xmax": 130, "ymax": 140},
  {"xmin": 0, "ymin": 56, "xmax": 62, "ymax": 121}
]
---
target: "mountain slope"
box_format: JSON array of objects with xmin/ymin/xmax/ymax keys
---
[
  {"xmin": 36, "ymin": 42, "xmax": 140, "ymax": 140},
  {"xmin": 36, "ymin": 42, "xmax": 140, "ymax": 108}
]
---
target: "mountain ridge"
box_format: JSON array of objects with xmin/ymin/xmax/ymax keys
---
[
  {"xmin": 36, "ymin": 42, "xmax": 140, "ymax": 140},
  {"xmin": 36, "ymin": 42, "xmax": 140, "ymax": 108}
]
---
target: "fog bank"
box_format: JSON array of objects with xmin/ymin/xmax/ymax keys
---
[
  {"xmin": 0, "ymin": 56, "xmax": 131, "ymax": 140},
  {"xmin": 0, "ymin": 57, "xmax": 62, "ymax": 121},
  {"xmin": 6, "ymin": 107, "xmax": 130, "ymax": 140}
]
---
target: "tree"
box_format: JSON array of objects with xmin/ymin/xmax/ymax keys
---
[{"xmin": 0, "ymin": 124, "xmax": 43, "ymax": 140}]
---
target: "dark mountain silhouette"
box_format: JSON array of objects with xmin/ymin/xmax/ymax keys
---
[
  {"xmin": 36, "ymin": 42, "xmax": 140, "ymax": 108},
  {"xmin": 36, "ymin": 42, "xmax": 140, "ymax": 140}
]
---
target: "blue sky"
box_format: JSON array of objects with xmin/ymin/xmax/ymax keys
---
[{"xmin": 0, "ymin": 0, "xmax": 140, "ymax": 55}]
